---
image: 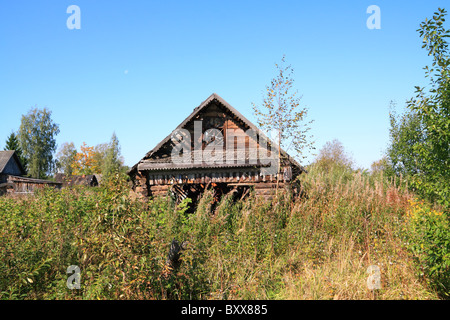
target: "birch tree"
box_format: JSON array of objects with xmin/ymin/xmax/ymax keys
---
[
  {"xmin": 18, "ymin": 107, "xmax": 60, "ymax": 178},
  {"xmin": 252, "ymin": 55, "xmax": 314, "ymax": 188}
]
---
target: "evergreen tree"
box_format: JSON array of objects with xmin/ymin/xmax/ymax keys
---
[{"xmin": 4, "ymin": 132, "xmax": 27, "ymax": 174}]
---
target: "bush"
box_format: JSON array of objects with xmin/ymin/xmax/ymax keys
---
[{"xmin": 404, "ymin": 198, "xmax": 450, "ymax": 297}]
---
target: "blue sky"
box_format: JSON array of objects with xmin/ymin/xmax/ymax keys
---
[{"xmin": 0, "ymin": 0, "xmax": 448, "ymax": 169}]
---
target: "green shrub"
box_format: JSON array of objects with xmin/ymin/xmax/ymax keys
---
[{"xmin": 404, "ymin": 198, "xmax": 450, "ymax": 297}]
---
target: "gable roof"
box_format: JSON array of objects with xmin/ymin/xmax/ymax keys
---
[
  {"xmin": 54, "ymin": 173, "xmax": 99, "ymax": 187},
  {"xmin": 7, "ymin": 175, "xmax": 62, "ymax": 185},
  {"xmin": 129, "ymin": 93, "xmax": 307, "ymax": 175},
  {"xmin": 0, "ymin": 150, "xmax": 26, "ymax": 175}
]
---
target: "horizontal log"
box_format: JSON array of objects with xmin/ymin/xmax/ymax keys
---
[
  {"xmin": 253, "ymin": 183, "xmax": 286, "ymax": 189},
  {"xmin": 149, "ymin": 185, "xmax": 170, "ymax": 191}
]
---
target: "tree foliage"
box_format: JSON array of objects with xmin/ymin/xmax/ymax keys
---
[
  {"xmin": 60, "ymin": 135, "xmax": 125, "ymax": 180},
  {"xmin": 71, "ymin": 142, "xmax": 100, "ymax": 176},
  {"xmin": 387, "ymin": 102, "xmax": 426, "ymax": 178},
  {"xmin": 388, "ymin": 8, "xmax": 450, "ymax": 209},
  {"xmin": 252, "ymin": 55, "xmax": 314, "ymax": 163},
  {"xmin": 92, "ymin": 143, "xmax": 109, "ymax": 172},
  {"xmin": 55, "ymin": 142, "xmax": 77, "ymax": 176},
  {"xmin": 18, "ymin": 107, "xmax": 60, "ymax": 179},
  {"xmin": 101, "ymin": 132, "xmax": 125, "ymax": 181},
  {"xmin": 314, "ymin": 139, "xmax": 354, "ymax": 172},
  {"xmin": 4, "ymin": 132, "xmax": 27, "ymax": 174}
]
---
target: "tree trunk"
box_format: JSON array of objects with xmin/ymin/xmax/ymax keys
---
[{"xmin": 276, "ymin": 131, "xmax": 281, "ymax": 195}]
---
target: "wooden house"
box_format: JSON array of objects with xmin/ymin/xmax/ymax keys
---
[
  {"xmin": 0, "ymin": 150, "xmax": 62, "ymax": 195},
  {"xmin": 128, "ymin": 93, "xmax": 307, "ymax": 203}
]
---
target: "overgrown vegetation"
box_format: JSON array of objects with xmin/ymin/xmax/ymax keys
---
[
  {"xmin": 0, "ymin": 163, "xmax": 446, "ymax": 300},
  {"xmin": 387, "ymin": 8, "xmax": 450, "ymax": 209},
  {"xmin": 380, "ymin": 10, "xmax": 450, "ymax": 296}
]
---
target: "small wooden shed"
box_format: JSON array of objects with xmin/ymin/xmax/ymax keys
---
[
  {"xmin": 128, "ymin": 93, "xmax": 307, "ymax": 202},
  {"xmin": 0, "ymin": 150, "xmax": 62, "ymax": 195},
  {"xmin": 54, "ymin": 173, "xmax": 99, "ymax": 187}
]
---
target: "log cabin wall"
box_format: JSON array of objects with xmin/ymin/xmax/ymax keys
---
[
  {"xmin": 144, "ymin": 169, "xmax": 293, "ymax": 200},
  {"xmin": 128, "ymin": 93, "xmax": 306, "ymax": 202},
  {"xmin": 134, "ymin": 170, "xmax": 149, "ymax": 197}
]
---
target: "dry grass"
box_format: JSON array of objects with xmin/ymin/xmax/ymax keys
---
[{"xmin": 221, "ymin": 164, "xmax": 439, "ymax": 300}]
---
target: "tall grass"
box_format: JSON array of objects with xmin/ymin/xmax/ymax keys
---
[{"xmin": 0, "ymin": 167, "xmax": 444, "ymax": 299}]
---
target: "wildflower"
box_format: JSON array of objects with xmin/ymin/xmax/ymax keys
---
[{"xmin": 433, "ymin": 210, "xmax": 443, "ymax": 216}]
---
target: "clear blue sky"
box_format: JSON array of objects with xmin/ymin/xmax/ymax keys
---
[{"xmin": 0, "ymin": 0, "xmax": 448, "ymax": 169}]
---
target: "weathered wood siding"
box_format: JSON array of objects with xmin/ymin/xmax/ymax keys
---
[
  {"xmin": 129, "ymin": 94, "xmax": 305, "ymax": 201},
  {"xmin": 3, "ymin": 175, "xmax": 62, "ymax": 195}
]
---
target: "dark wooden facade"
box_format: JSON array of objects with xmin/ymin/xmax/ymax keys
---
[
  {"xmin": 128, "ymin": 93, "xmax": 306, "ymax": 202},
  {"xmin": 0, "ymin": 150, "xmax": 25, "ymax": 180}
]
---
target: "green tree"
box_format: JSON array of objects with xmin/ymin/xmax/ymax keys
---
[
  {"xmin": 101, "ymin": 132, "xmax": 125, "ymax": 181},
  {"xmin": 387, "ymin": 102, "xmax": 426, "ymax": 178},
  {"xmin": 92, "ymin": 143, "xmax": 109, "ymax": 172},
  {"xmin": 55, "ymin": 142, "xmax": 77, "ymax": 176},
  {"xmin": 18, "ymin": 107, "xmax": 60, "ymax": 179},
  {"xmin": 4, "ymin": 132, "xmax": 27, "ymax": 174},
  {"xmin": 389, "ymin": 8, "xmax": 450, "ymax": 208}
]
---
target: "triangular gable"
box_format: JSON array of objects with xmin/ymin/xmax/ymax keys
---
[
  {"xmin": 129, "ymin": 93, "xmax": 306, "ymax": 175},
  {"xmin": 0, "ymin": 150, "xmax": 26, "ymax": 176}
]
